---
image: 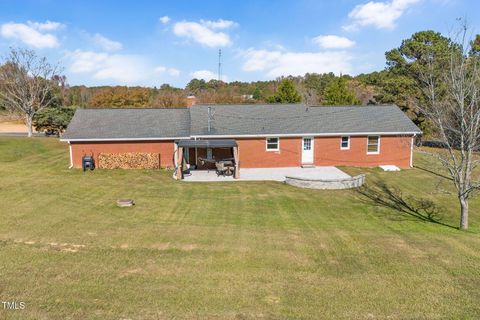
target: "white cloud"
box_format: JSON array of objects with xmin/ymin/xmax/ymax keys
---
[
  {"xmin": 68, "ymin": 50, "xmax": 150, "ymax": 84},
  {"xmin": 154, "ymin": 66, "xmax": 180, "ymax": 77},
  {"xmin": 261, "ymin": 40, "xmax": 286, "ymax": 51},
  {"xmin": 191, "ymin": 70, "xmax": 224, "ymax": 81},
  {"xmin": 168, "ymin": 68, "xmax": 181, "ymax": 77},
  {"xmin": 93, "ymin": 56, "xmax": 145, "ymax": 82},
  {"xmin": 344, "ymin": 0, "xmax": 420, "ymax": 31},
  {"xmin": 69, "ymin": 50, "xmax": 109, "ymax": 73},
  {"xmin": 312, "ymin": 35, "xmax": 355, "ymax": 49},
  {"xmin": 173, "ymin": 19, "xmax": 237, "ymax": 47},
  {"xmin": 159, "ymin": 16, "xmax": 170, "ymax": 24},
  {"xmin": 240, "ymin": 48, "xmax": 352, "ymax": 78},
  {"xmin": 68, "ymin": 50, "xmax": 180, "ymax": 85},
  {"xmin": 27, "ymin": 20, "xmax": 64, "ymax": 31},
  {"xmin": 240, "ymin": 49, "xmax": 283, "ymax": 72},
  {"xmin": 200, "ymin": 19, "xmax": 237, "ymax": 29},
  {"xmin": 92, "ymin": 33, "xmax": 122, "ymax": 51},
  {"xmin": 0, "ymin": 20, "xmax": 63, "ymax": 48}
]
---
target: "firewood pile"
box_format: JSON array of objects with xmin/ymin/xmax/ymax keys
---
[{"xmin": 98, "ymin": 153, "xmax": 160, "ymax": 169}]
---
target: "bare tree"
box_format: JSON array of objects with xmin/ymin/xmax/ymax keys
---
[
  {"xmin": 151, "ymin": 90, "xmax": 187, "ymax": 108},
  {"xmin": 418, "ymin": 24, "xmax": 480, "ymax": 230},
  {"xmin": 0, "ymin": 48, "xmax": 61, "ymax": 137}
]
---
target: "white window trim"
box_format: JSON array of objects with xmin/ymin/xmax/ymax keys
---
[
  {"xmin": 206, "ymin": 148, "xmax": 213, "ymax": 160},
  {"xmin": 266, "ymin": 137, "xmax": 280, "ymax": 151},
  {"xmin": 367, "ymin": 135, "xmax": 380, "ymax": 155},
  {"xmin": 340, "ymin": 136, "xmax": 350, "ymax": 150}
]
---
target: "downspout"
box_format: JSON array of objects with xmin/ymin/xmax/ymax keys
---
[
  {"xmin": 68, "ymin": 142, "xmax": 73, "ymax": 169},
  {"xmin": 410, "ymin": 134, "xmax": 416, "ymax": 168}
]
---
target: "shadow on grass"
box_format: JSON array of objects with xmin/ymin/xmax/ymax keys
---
[
  {"xmin": 357, "ymin": 181, "xmax": 457, "ymax": 229},
  {"xmin": 414, "ymin": 165, "xmax": 453, "ymax": 181}
]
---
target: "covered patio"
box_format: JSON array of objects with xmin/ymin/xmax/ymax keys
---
[{"xmin": 174, "ymin": 139, "xmax": 240, "ymax": 180}]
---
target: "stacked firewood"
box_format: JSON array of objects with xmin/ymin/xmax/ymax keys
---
[{"xmin": 98, "ymin": 153, "xmax": 160, "ymax": 169}]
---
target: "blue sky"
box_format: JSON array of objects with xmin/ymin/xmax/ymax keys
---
[{"xmin": 0, "ymin": 0, "xmax": 478, "ymax": 87}]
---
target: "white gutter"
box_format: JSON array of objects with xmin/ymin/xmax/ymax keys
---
[
  {"xmin": 60, "ymin": 136, "xmax": 191, "ymax": 142},
  {"xmin": 61, "ymin": 133, "xmax": 423, "ymax": 142},
  {"xmin": 191, "ymin": 132, "xmax": 422, "ymax": 139},
  {"xmin": 68, "ymin": 142, "xmax": 73, "ymax": 169}
]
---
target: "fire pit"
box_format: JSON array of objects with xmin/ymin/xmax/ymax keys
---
[{"xmin": 117, "ymin": 199, "xmax": 135, "ymax": 207}]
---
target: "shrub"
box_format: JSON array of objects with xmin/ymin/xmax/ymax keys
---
[{"xmin": 33, "ymin": 106, "xmax": 75, "ymax": 136}]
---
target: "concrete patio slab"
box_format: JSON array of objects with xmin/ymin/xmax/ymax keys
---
[{"xmin": 182, "ymin": 166, "xmax": 350, "ymax": 182}]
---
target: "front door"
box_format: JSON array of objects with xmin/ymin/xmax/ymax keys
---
[{"xmin": 302, "ymin": 137, "xmax": 314, "ymax": 164}]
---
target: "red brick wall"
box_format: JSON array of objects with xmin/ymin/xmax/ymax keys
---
[
  {"xmin": 235, "ymin": 135, "xmax": 412, "ymax": 169},
  {"xmin": 70, "ymin": 140, "xmax": 175, "ymax": 169},
  {"xmin": 314, "ymin": 135, "xmax": 412, "ymax": 168},
  {"xmin": 237, "ymin": 137, "xmax": 302, "ymax": 168},
  {"xmin": 69, "ymin": 135, "xmax": 413, "ymax": 169}
]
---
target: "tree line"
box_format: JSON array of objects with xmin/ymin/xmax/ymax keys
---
[{"xmin": 14, "ymin": 29, "xmax": 469, "ymax": 135}]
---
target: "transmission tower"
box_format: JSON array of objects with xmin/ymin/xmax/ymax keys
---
[{"xmin": 218, "ymin": 49, "xmax": 222, "ymax": 81}]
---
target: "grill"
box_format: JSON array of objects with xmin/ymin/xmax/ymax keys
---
[{"xmin": 82, "ymin": 155, "xmax": 95, "ymax": 171}]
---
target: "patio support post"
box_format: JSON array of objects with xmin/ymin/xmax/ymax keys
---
[
  {"xmin": 176, "ymin": 146, "xmax": 184, "ymax": 180},
  {"xmin": 233, "ymin": 146, "xmax": 240, "ymax": 179},
  {"xmin": 173, "ymin": 143, "xmax": 179, "ymax": 179}
]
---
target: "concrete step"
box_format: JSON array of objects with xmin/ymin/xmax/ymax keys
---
[{"xmin": 301, "ymin": 163, "xmax": 316, "ymax": 168}]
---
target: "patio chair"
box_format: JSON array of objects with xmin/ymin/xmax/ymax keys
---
[{"xmin": 216, "ymin": 161, "xmax": 234, "ymax": 177}]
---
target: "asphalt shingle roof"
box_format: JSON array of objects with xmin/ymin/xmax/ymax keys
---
[
  {"xmin": 61, "ymin": 108, "xmax": 190, "ymax": 140},
  {"xmin": 189, "ymin": 104, "xmax": 421, "ymax": 136},
  {"xmin": 62, "ymin": 104, "xmax": 421, "ymax": 141}
]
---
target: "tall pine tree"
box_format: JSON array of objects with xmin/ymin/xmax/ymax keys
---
[
  {"xmin": 267, "ymin": 79, "xmax": 302, "ymax": 103},
  {"xmin": 323, "ymin": 77, "xmax": 361, "ymax": 105}
]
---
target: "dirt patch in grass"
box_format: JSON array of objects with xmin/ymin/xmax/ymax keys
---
[
  {"xmin": 119, "ymin": 268, "xmax": 144, "ymax": 278},
  {"xmin": 116, "ymin": 242, "xmax": 200, "ymax": 252},
  {"xmin": 10, "ymin": 238, "xmax": 86, "ymax": 253}
]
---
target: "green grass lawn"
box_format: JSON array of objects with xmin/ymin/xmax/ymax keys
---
[{"xmin": 0, "ymin": 137, "xmax": 479, "ymax": 319}]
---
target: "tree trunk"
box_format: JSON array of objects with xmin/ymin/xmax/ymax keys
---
[
  {"xmin": 26, "ymin": 114, "xmax": 33, "ymax": 137},
  {"xmin": 459, "ymin": 196, "xmax": 469, "ymax": 230}
]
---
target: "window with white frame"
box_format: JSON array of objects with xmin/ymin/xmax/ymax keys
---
[
  {"xmin": 266, "ymin": 137, "xmax": 279, "ymax": 151},
  {"xmin": 367, "ymin": 136, "xmax": 380, "ymax": 154},
  {"xmin": 206, "ymin": 148, "xmax": 213, "ymax": 160},
  {"xmin": 340, "ymin": 136, "xmax": 350, "ymax": 150},
  {"xmin": 303, "ymin": 138, "xmax": 312, "ymax": 150}
]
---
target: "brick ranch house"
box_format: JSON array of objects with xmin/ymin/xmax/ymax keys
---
[{"xmin": 61, "ymin": 103, "xmax": 421, "ymax": 178}]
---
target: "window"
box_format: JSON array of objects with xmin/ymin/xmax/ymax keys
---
[
  {"xmin": 340, "ymin": 136, "xmax": 350, "ymax": 150},
  {"xmin": 303, "ymin": 138, "xmax": 312, "ymax": 150},
  {"xmin": 266, "ymin": 137, "xmax": 279, "ymax": 151},
  {"xmin": 206, "ymin": 148, "xmax": 213, "ymax": 160},
  {"xmin": 367, "ymin": 136, "xmax": 380, "ymax": 154}
]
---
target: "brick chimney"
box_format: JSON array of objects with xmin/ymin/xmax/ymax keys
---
[{"xmin": 186, "ymin": 94, "xmax": 197, "ymax": 108}]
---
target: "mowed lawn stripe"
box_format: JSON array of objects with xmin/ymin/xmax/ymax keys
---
[{"xmin": 0, "ymin": 137, "xmax": 479, "ymax": 319}]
